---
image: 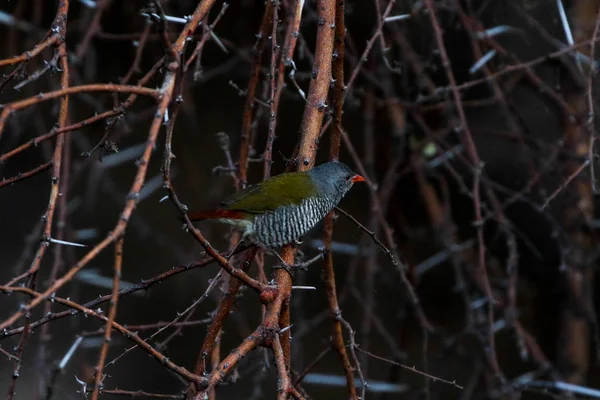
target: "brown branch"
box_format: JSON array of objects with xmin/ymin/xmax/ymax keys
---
[
  {"xmin": 99, "ymin": 389, "xmax": 183, "ymax": 399},
  {"xmin": 0, "ymin": 346, "xmax": 19, "ymax": 361},
  {"xmin": 0, "ymin": 0, "xmax": 218, "ymax": 334},
  {"xmin": 238, "ymin": 3, "xmax": 273, "ymax": 186},
  {"xmin": 189, "ymin": 248, "xmax": 258, "ymax": 385},
  {"xmin": 184, "ymin": 2, "xmax": 230, "ymax": 72},
  {"xmin": 0, "ymin": 161, "xmax": 52, "ymax": 189},
  {"xmin": 0, "ymin": 84, "xmax": 159, "ymax": 139},
  {"xmin": 263, "ymin": 1, "xmax": 281, "ymax": 179},
  {"xmin": 343, "ymin": 0, "xmax": 395, "ymax": 102},
  {"xmin": 24, "ymin": 34, "xmax": 70, "ymax": 291},
  {"xmin": 91, "ymin": 237, "xmax": 123, "ymax": 400},
  {"xmin": 4, "ymin": 3, "xmax": 71, "ymax": 397},
  {"xmin": 0, "ymin": 286, "xmax": 205, "ymax": 384},
  {"xmin": 354, "ymin": 346, "xmax": 463, "ymax": 389},
  {"xmin": 200, "ymin": 328, "xmax": 263, "ymax": 396},
  {"xmin": 0, "ymin": 58, "xmax": 164, "ymax": 163},
  {"xmin": 0, "ymin": 35, "xmax": 59, "ymax": 67},
  {"xmin": 540, "ymin": 160, "xmax": 591, "ymax": 210},
  {"xmin": 107, "ymin": 270, "xmax": 225, "ymax": 371},
  {"xmin": 318, "ymin": 0, "xmax": 359, "ymax": 396},
  {"xmin": 1, "ymin": 251, "xmax": 234, "ymax": 339}
]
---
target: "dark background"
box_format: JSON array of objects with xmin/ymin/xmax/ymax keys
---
[{"xmin": 1, "ymin": 0, "xmax": 600, "ymax": 399}]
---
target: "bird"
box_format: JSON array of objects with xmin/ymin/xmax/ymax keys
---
[{"xmin": 187, "ymin": 161, "xmax": 365, "ymax": 251}]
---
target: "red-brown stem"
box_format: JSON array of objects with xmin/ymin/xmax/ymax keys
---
[
  {"xmin": 277, "ymin": 0, "xmax": 338, "ymax": 373},
  {"xmin": 91, "ymin": 237, "xmax": 123, "ymax": 400},
  {"xmin": 208, "ymin": 331, "xmax": 221, "ymax": 400},
  {"xmin": 263, "ymin": 1, "xmax": 281, "ymax": 179},
  {"xmin": 190, "ymin": 0, "xmax": 338, "ymax": 395},
  {"xmin": 190, "ymin": 249, "xmax": 258, "ymax": 377},
  {"xmin": 278, "ymin": 294, "xmax": 292, "ymax": 368},
  {"xmin": 283, "ymin": 0, "xmax": 304, "ymax": 65},
  {"xmin": 1, "ymin": 251, "xmax": 229, "ymax": 340},
  {"xmin": 1, "ymin": 58, "xmax": 164, "ymax": 163},
  {"xmin": 330, "ymin": 0, "xmax": 345, "ymax": 160},
  {"xmin": 238, "ymin": 3, "xmax": 273, "ymax": 186},
  {"xmin": 4, "ymin": 321, "xmax": 30, "ymax": 400},
  {"xmin": 181, "ymin": 214, "xmax": 267, "ymax": 292},
  {"xmin": 296, "ymin": 0, "xmax": 336, "ymax": 165},
  {"xmin": 98, "ymin": 390, "xmax": 182, "ymax": 399},
  {"xmin": 319, "ymin": 0, "xmax": 358, "ymax": 398},
  {"xmin": 0, "ymin": 35, "xmax": 59, "ymax": 67},
  {"xmin": 343, "ymin": 0, "xmax": 395, "ymax": 102},
  {"xmin": 541, "ymin": 161, "xmax": 591, "ymax": 210},
  {"xmin": 35, "ymin": 129, "xmax": 72, "ymax": 397},
  {"xmin": 82, "ymin": 319, "xmax": 212, "ymax": 334},
  {"xmin": 0, "ymin": 84, "xmax": 158, "ymax": 140},
  {"xmin": 263, "ymin": 1, "xmax": 307, "ymax": 369},
  {"xmin": 200, "ymin": 328, "xmax": 263, "ymax": 396},
  {"xmin": 100, "ymin": 271, "xmax": 225, "ymax": 368},
  {"xmin": 0, "ymin": 346, "xmax": 18, "ymax": 361},
  {"xmin": 5, "ymin": 5, "xmax": 71, "ymax": 397},
  {"xmin": 273, "ymin": 334, "xmax": 301, "ymax": 400},
  {"xmin": 113, "ymin": 21, "xmax": 152, "ymax": 107},
  {"xmin": 25, "ymin": 38, "xmax": 70, "ymax": 288},
  {"xmin": 0, "ymin": 286, "xmax": 204, "ymax": 384},
  {"xmin": 184, "ymin": 3, "xmax": 229, "ymax": 72},
  {"xmin": 0, "ymin": 161, "xmax": 52, "ymax": 189},
  {"xmin": 0, "ymin": 0, "xmax": 217, "ymax": 334}
]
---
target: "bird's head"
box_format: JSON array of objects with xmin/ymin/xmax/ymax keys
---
[{"xmin": 308, "ymin": 161, "xmax": 365, "ymax": 199}]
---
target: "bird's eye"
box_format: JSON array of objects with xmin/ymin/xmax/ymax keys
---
[{"xmin": 346, "ymin": 174, "xmax": 353, "ymax": 181}]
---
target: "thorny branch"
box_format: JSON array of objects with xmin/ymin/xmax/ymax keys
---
[{"xmin": 2, "ymin": 0, "xmax": 600, "ymax": 399}]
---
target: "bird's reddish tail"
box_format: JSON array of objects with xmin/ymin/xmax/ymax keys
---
[{"xmin": 187, "ymin": 209, "xmax": 247, "ymax": 221}]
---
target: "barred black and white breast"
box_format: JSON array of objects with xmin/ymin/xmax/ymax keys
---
[
  {"xmin": 187, "ymin": 162, "xmax": 365, "ymax": 248},
  {"xmin": 252, "ymin": 197, "xmax": 336, "ymax": 247}
]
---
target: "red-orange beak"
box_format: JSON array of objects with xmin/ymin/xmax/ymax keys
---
[{"xmin": 351, "ymin": 174, "xmax": 365, "ymax": 183}]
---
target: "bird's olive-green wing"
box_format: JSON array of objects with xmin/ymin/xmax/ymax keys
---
[{"xmin": 220, "ymin": 172, "xmax": 316, "ymax": 214}]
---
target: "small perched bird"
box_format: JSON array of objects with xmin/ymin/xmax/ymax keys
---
[{"xmin": 187, "ymin": 161, "xmax": 365, "ymax": 249}]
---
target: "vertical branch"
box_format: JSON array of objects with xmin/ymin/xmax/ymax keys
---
[
  {"xmin": 587, "ymin": 9, "xmax": 600, "ymax": 193},
  {"xmin": 264, "ymin": 0, "xmax": 307, "ymax": 368},
  {"xmin": 295, "ymin": 0, "xmax": 336, "ymax": 167},
  {"xmin": 91, "ymin": 236, "xmax": 123, "ymax": 400},
  {"xmin": 330, "ymin": 0, "xmax": 345, "ymax": 160},
  {"xmin": 275, "ymin": 0, "xmax": 337, "ymax": 380},
  {"xmin": 5, "ymin": 3, "xmax": 71, "ymax": 399},
  {"xmin": 188, "ymin": 248, "xmax": 258, "ymax": 396},
  {"xmin": 239, "ymin": 3, "xmax": 273, "ymax": 186},
  {"xmin": 264, "ymin": 1, "xmax": 280, "ymax": 179},
  {"xmin": 320, "ymin": 0, "xmax": 358, "ymax": 398},
  {"xmin": 0, "ymin": 0, "xmax": 217, "ymax": 340},
  {"xmin": 36, "ymin": 130, "xmax": 72, "ymax": 397},
  {"xmin": 264, "ymin": 0, "xmax": 304, "ymax": 179}
]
